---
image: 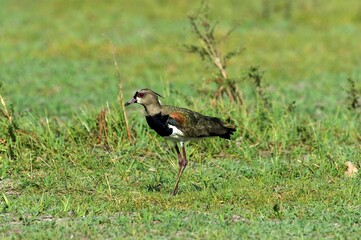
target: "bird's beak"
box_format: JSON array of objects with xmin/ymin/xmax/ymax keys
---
[{"xmin": 124, "ymin": 97, "xmax": 137, "ymax": 106}]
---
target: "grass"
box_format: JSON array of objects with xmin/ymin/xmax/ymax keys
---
[{"xmin": 1, "ymin": 0, "xmax": 361, "ymax": 238}]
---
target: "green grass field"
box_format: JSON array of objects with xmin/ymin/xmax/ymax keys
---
[{"xmin": 1, "ymin": 0, "xmax": 361, "ymax": 238}]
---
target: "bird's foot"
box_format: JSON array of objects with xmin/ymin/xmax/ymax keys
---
[{"xmin": 172, "ymin": 187, "xmax": 178, "ymax": 196}]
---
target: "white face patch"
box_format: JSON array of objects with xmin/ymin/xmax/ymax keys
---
[{"xmin": 136, "ymin": 96, "xmax": 142, "ymax": 104}]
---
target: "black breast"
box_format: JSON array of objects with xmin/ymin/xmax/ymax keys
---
[{"xmin": 145, "ymin": 113, "xmax": 173, "ymax": 137}]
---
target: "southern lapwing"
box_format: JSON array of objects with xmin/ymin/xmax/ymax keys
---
[{"xmin": 125, "ymin": 88, "xmax": 236, "ymax": 195}]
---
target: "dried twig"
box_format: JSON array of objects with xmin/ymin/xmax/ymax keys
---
[
  {"xmin": 105, "ymin": 36, "xmax": 133, "ymax": 142},
  {"xmin": 95, "ymin": 109, "xmax": 109, "ymax": 149}
]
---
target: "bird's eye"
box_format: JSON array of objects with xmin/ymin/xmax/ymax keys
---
[{"xmin": 138, "ymin": 92, "xmax": 145, "ymax": 98}]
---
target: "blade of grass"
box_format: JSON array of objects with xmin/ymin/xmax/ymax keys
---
[{"xmin": 104, "ymin": 35, "xmax": 133, "ymax": 142}]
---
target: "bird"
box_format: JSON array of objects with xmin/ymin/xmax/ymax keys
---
[{"xmin": 125, "ymin": 88, "xmax": 236, "ymax": 195}]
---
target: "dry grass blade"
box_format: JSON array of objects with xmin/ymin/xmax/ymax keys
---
[
  {"xmin": 0, "ymin": 94, "xmax": 12, "ymax": 124},
  {"xmin": 104, "ymin": 36, "xmax": 133, "ymax": 142},
  {"xmin": 118, "ymin": 76, "xmax": 133, "ymax": 142},
  {"xmin": 94, "ymin": 109, "xmax": 109, "ymax": 149}
]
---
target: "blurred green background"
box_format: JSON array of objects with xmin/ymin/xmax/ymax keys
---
[{"xmin": 1, "ymin": 0, "xmax": 361, "ymax": 117}]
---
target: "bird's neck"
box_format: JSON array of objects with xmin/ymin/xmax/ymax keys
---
[{"xmin": 143, "ymin": 102, "xmax": 162, "ymax": 116}]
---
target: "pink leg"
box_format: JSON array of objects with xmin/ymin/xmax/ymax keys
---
[
  {"xmin": 174, "ymin": 143, "xmax": 183, "ymax": 164},
  {"xmin": 172, "ymin": 142, "xmax": 188, "ymax": 195}
]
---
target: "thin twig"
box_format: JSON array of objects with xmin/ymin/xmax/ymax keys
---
[
  {"xmin": 118, "ymin": 76, "xmax": 132, "ymax": 142},
  {"xmin": 104, "ymin": 35, "xmax": 133, "ymax": 142}
]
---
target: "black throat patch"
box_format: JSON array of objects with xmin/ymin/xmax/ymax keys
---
[{"xmin": 145, "ymin": 113, "xmax": 173, "ymax": 137}]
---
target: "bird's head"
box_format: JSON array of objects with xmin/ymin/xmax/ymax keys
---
[{"xmin": 125, "ymin": 89, "xmax": 163, "ymax": 107}]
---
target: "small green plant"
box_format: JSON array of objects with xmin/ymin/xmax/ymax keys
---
[
  {"xmin": 287, "ymin": 100, "xmax": 297, "ymax": 114},
  {"xmin": 272, "ymin": 193, "xmax": 283, "ymax": 220},
  {"xmin": 261, "ymin": 0, "xmax": 294, "ymax": 20},
  {"xmin": 248, "ymin": 66, "xmax": 271, "ymax": 110},
  {"xmin": 184, "ymin": 0, "xmax": 243, "ymax": 104},
  {"xmin": 248, "ymin": 66, "xmax": 272, "ymax": 131},
  {"xmin": 61, "ymin": 196, "xmax": 72, "ymax": 213},
  {"xmin": 346, "ymin": 77, "xmax": 361, "ymax": 112}
]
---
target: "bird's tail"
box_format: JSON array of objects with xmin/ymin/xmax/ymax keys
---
[{"xmin": 219, "ymin": 127, "xmax": 236, "ymax": 140}]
